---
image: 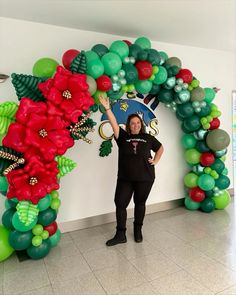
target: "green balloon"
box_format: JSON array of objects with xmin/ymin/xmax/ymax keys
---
[
  {"xmin": 38, "ymin": 194, "xmax": 51, "ymax": 211},
  {"xmin": 84, "ymin": 50, "xmax": 99, "ymax": 63},
  {"xmin": 197, "ymin": 174, "xmax": 215, "ymax": 190},
  {"xmin": 129, "ymin": 44, "xmax": 142, "ymax": 59},
  {"xmin": 149, "ymin": 83, "xmax": 161, "ymax": 95},
  {"xmin": 107, "ymin": 89, "xmax": 124, "ymax": 100},
  {"xmin": 192, "ymin": 164, "xmax": 205, "ymax": 175},
  {"xmin": 184, "ymin": 172, "xmax": 198, "ymax": 188},
  {"xmin": 205, "ymin": 190, "xmax": 214, "ymax": 197},
  {"xmin": 86, "ymin": 59, "xmax": 104, "ymax": 79},
  {"xmin": 196, "ymin": 104, "xmax": 211, "ymax": 117},
  {"xmin": 222, "ymin": 168, "xmax": 228, "ymax": 175},
  {"xmin": 206, "ymin": 129, "xmax": 230, "ymax": 151},
  {"xmin": 158, "ymin": 89, "xmax": 174, "ymax": 103},
  {"xmin": 181, "ymin": 134, "xmax": 196, "ymax": 149},
  {"xmin": 122, "ymin": 64, "xmax": 138, "ymax": 84},
  {"xmin": 135, "ymin": 37, "xmax": 151, "ymax": 49},
  {"xmin": 93, "ymin": 90, "xmax": 107, "ymax": 105},
  {"xmin": 42, "ymin": 230, "xmax": 49, "ymax": 240},
  {"xmin": 49, "ymin": 229, "xmax": 61, "ymax": 247},
  {"xmin": 215, "ymin": 175, "xmax": 230, "ymax": 190},
  {"xmin": 0, "ymin": 176, "xmax": 8, "ymax": 192},
  {"xmin": 153, "ymin": 66, "xmax": 168, "ymax": 85},
  {"xmin": 165, "ymin": 57, "xmax": 182, "ymax": 68},
  {"xmin": 51, "ymin": 198, "xmax": 61, "ymax": 210},
  {"xmin": 190, "ymin": 87, "xmax": 205, "ymax": 102},
  {"xmin": 211, "ymin": 159, "xmax": 225, "ymax": 174},
  {"xmin": 32, "ymin": 235, "xmax": 43, "ymax": 247},
  {"xmin": 212, "ymin": 190, "xmax": 230, "ymax": 209},
  {"xmin": 195, "ymin": 141, "xmax": 210, "ymax": 153},
  {"xmin": 5, "ymin": 199, "xmax": 17, "ymax": 209},
  {"xmin": 101, "ymin": 52, "xmax": 122, "ymax": 76},
  {"xmin": 27, "ymin": 239, "xmax": 51, "ymax": 260},
  {"xmin": 200, "ymin": 198, "xmax": 215, "ymax": 213},
  {"xmin": 12, "ymin": 212, "xmax": 37, "ymax": 232},
  {"xmin": 135, "ymin": 80, "xmax": 152, "ymax": 94},
  {"xmin": 147, "ymin": 49, "xmax": 161, "ymax": 65},
  {"xmin": 185, "ymin": 149, "xmax": 201, "ymax": 165},
  {"xmin": 32, "ymin": 224, "xmax": 44, "ymax": 236},
  {"xmin": 9, "ymin": 230, "xmax": 33, "ymax": 250},
  {"xmin": 183, "ymin": 115, "xmax": 201, "ymax": 132},
  {"xmin": 184, "ymin": 196, "xmax": 201, "ymax": 210},
  {"xmin": 86, "ymin": 75, "xmax": 97, "ymax": 96},
  {"xmin": 2, "ymin": 208, "xmax": 15, "ymax": 230},
  {"xmin": 32, "ymin": 58, "xmax": 59, "ymax": 78},
  {"xmin": 0, "ymin": 225, "xmax": 14, "ymax": 262},
  {"xmin": 109, "ymin": 40, "xmax": 129, "ymax": 59},
  {"xmin": 89, "ymin": 104, "xmax": 99, "ymax": 112},
  {"xmin": 91, "ymin": 44, "xmax": 109, "ymax": 58},
  {"xmin": 204, "ymin": 88, "xmax": 216, "ymax": 103},
  {"xmin": 176, "ymin": 102, "xmax": 194, "ymax": 119},
  {"xmin": 159, "ymin": 51, "xmax": 169, "ymax": 64},
  {"xmin": 37, "ymin": 208, "xmax": 57, "ymax": 226}
]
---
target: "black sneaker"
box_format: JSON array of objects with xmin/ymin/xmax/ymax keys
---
[{"xmin": 106, "ymin": 231, "xmax": 127, "ymax": 246}]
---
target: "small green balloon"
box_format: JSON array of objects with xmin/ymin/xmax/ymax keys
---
[
  {"xmin": 181, "ymin": 134, "xmax": 197, "ymax": 149},
  {"xmin": 2, "ymin": 208, "xmax": 15, "ymax": 230},
  {"xmin": 204, "ymin": 88, "xmax": 216, "ymax": 103},
  {"xmin": 38, "ymin": 194, "xmax": 51, "ymax": 211},
  {"xmin": 32, "ymin": 58, "xmax": 59, "ymax": 78},
  {"xmin": 84, "ymin": 50, "xmax": 99, "ymax": 63},
  {"xmin": 91, "ymin": 44, "xmax": 109, "ymax": 58},
  {"xmin": 109, "ymin": 40, "xmax": 129, "ymax": 59},
  {"xmin": 135, "ymin": 37, "xmax": 151, "ymax": 49},
  {"xmin": 184, "ymin": 172, "xmax": 198, "ymax": 188},
  {"xmin": 176, "ymin": 102, "xmax": 194, "ymax": 119},
  {"xmin": 51, "ymin": 198, "xmax": 61, "ymax": 210},
  {"xmin": 129, "ymin": 44, "xmax": 142, "ymax": 59},
  {"xmin": 0, "ymin": 176, "xmax": 8, "ymax": 192},
  {"xmin": 197, "ymin": 174, "xmax": 215, "ymax": 190},
  {"xmin": 159, "ymin": 51, "xmax": 169, "ymax": 64},
  {"xmin": 32, "ymin": 224, "xmax": 44, "ymax": 236},
  {"xmin": 37, "ymin": 208, "xmax": 57, "ymax": 227},
  {"xmin": 101, "ymin": 52, "xmax": 122, "ymax": 76},
  {"xmin": 41, "ymin": 230, "xmax": 49, "ymax": 240},
  {"xmin": 9, "ymin": 230, "xmax": 33, "ymax": 250},
  {"xmin": 185, "ymin": 149, "xmax": 201, "ymax": 165},
  {"xmin": 183, "ymin": 115, "xmax": 201, "ymax": 132},
  {"xmin": 107, "ymin": 89, "xmax": 124, "ymax": 100},
  {"xmin": 0, "ymin": 225, "xmax": 14, "ymax": 262},
  {"xmin": 93, "ymin": 90, "xmax": 107, "ymax": 105},
  {"xmin": 50, "ymin": 190, "xmax": 59, "ymax": 199},
  {"xmin": 153, "ymin": 66, "xmax": 168, "ymax": 85},
  {"xmin": 134, "ymin": 80, "xmax": 152, "ymax": 94},
  {"xmin": 158, "ymin": 89, "xmax": 174, "ymax": 103},
  {"xmin": 49, "ymin": 229, "xmax": 61, "ymax": 247},
  {"xmin": 200, "ymin": 198, "xmax": 215, "ymax": 213},
  {"xmin": 210, "ymin": 159, "xmax": 225, "ymax": 174},
  {"xmin": 215, "ymin": 175, "xmax": 230, "ymax": 190},
  {"xmin": 195, "ymin": 141, "xmax": 210, "ymax": 153},
  {"xmin": 184, "ymin": 196, "xmax": 201, "ymax": 210},
  {"xmin": 212, "ymin": 190, "xmax": 231, "ymax": 209},
  {"xmin": 32, "ymin": 235, "xmax": 43, "ymax": 247},
  {"xmin": 122, "ymin": 64, "xmax": 138, "ymax": 84}
]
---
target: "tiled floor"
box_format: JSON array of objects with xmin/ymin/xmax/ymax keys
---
[{"xmin": 1, "ymin": 201, "xmax": 236, "ymax": 295}]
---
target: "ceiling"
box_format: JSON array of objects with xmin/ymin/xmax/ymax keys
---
[{"xmin": 1, "ymin": 0, "xmax": 236, "ymax": 52}]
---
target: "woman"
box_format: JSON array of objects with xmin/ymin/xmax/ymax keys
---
[{"xmin": 99, "ymin": 95, "xmax": 164, "ymax": 246}]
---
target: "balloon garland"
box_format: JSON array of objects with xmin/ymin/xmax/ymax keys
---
[{"xmin": 0, "ymin": 36, "xmax": 231, "ymax": 261}]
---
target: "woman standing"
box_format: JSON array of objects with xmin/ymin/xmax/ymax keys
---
[{"xmin": 99, "ymin": 96, "xmax": 164, "ymax": 246}]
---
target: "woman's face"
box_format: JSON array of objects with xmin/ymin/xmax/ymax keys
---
[{"xmin": 129, "ymin": 117, "xmax": 142, "ymax": 134}]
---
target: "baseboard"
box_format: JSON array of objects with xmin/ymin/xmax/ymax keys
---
[
  {"xmin": 228, "ymin": 188, "xmax": 234, "ymax": 196},
  {"xmin": 59, "ymin": 198, "xmax": 184, "ymax": 233}
]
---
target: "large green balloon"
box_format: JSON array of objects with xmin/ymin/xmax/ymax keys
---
[
  {"xmin": 0, "ymin": 225, "xmax": 14, "ymax": 262},
  {"xmin": 181, "ymin": 134, "xmax": 196, "ymax": 149},
  {"xmin": 153, "ymin": 66, "xmax": 168, "ymax": 85},
  {"xmin": 122, "ymin": 64, "xmax": 138, "ymax": 84},
  {"xmin": 9, "ymin": 230, "xmax": 33, "ymax": 250},
  {"xmin": 86, "ymin": 75, "xmax": 97, "ymax": 96},
  {"xmin": 197, "ymin": 174, "xmax": 215, "ymax": 190},
  {"xmin": 32, "ymin": 58, "xmax": 59, "ymax": 78},
  {"xmin": 135, "ymin": 37, "xmax": 151, "ymax": 49},
  {"xmin": 101, "ymin": 52, "xmax": 122, "ymax": 76},
  {"xmin": 129, "ymin": 44, "xmax": 142, "ymax": 59},
  {"xmin": 184, "ymin": 196, "xmax": 201, "ymax": 210},
  {"xmin": 0, "ymin": 175, "xmax": 8, "ymax": 192},
  {"xmin": 2, "ymin": 208, "xmax": 15, "ymax": 230},
  {"xmin": 206, "ymin": 129, "xmax": 230, "ymax": 151},
  {"xmin": 165, "ymin": 57, "xmax": 182, "ymax": 68},
  {"xmin": 109, "ymin": 40, "xmax": 129, "ymax": 59},
  {"xmin": 91, "ymin": 44, "xmax": 109, "ymax": 58},
  {"xmin": 176, "ymin": 102, "xmax": 194, "ymax": 119},
  {"xmin": 215, "ymin": 175, "xmax": 230, "ymax": 190},
  {"xmin": 204, "ymin": 88, "xmax": 216, "ymax": 103},
  {"xmin": 12, "ymin": 212, "xmax": 37, "ymax": 232},
  {"xmin": 211, "ymin": 159, "xmax": 225, "ymax": 174},
  {"xmin": 212, "ymin": 190, "xmax": 231, "ymax": 209},
  {"xmin": 27, "ymin": 239, "xmax": 51, "ymax": 260},
  {"xmin": 86, "ymin": 59, "xmax": 104, "ymax": 79},
  {"xmin": 185, "ymin": 149, "xmax": 201, "ymax": 165},
  {"xmin": 38, "ymin": 208, "xmax": 57, "ymax": 226},
  {"xmin": 200, "ymin": 198, "xmax": 215, "ymax": 213},
  {"xmin": 183, "ymin": 115, "xmax": 201, "ymax": 132},
  {"xmin": 190, "ymin": 87, "xmax": 205, "ymax": 102},
  {"xmin": 84, "ymin": 50, "xmax": 99, "ymax": 63},
  {"xmin": 158, "ymin": 89, "xmax": 174, "ymax": 103},
  {"xmin": 38, "ymin": 194, "xmax": 51, "ymax": 212},
  {"xmin": 49, "ymin": 229, "xmax": 61, "ymax": 247},
  {"xmin": 135, "ymin": 80, "xmax": 152, "ymax": 94},
  {"xmin": 184, "ymin": 172, "xmax": 198, "ymax": 188}
]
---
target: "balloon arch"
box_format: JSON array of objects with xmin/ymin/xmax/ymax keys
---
[{"xmin": 0, "ymin": 36, "xmax": 231, "ymax": 261}]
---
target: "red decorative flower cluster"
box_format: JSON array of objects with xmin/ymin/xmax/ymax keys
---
[{"xmin": 3, "ymin": 66, "xmax": 94, "ymax": 204}]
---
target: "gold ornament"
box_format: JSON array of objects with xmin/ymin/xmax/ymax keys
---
[
  {"xmin": 69, "ymin": 112, "xmax": 94, "ymax": 144},
  {"xmin": 62, "ymin": 90, "xmax": 72, "ymax": 99}
]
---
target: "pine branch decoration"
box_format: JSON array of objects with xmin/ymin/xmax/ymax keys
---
[
  {"xmin": 70, "ymin": 51, "xmax": 87, "ymax": 74},
  {"xmin": 56, "ymin": 155, "xmax": 77, "ymax": 178}
]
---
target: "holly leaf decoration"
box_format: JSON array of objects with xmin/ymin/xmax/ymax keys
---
[
  {"xmin": 70, "ymin": 51, "xmax": 87, "ymax": 74},
  {"xmin": 99, "ymin": 139, "xmax": 113, "ymax": 157},
  {"xmin": 0, "ymin": 102, "xmax": 18, "ymax": 136},
  {"xmin": 56, "ymin": 155, "xmax": 77, "ymax": 178},
  {"xmin": 70, "ymin": 118, "xmax": 96, "ymax": 141},
  {"xmin": 0, "ymin": 146, "xmax": 23, "ymax": 176},
  {"xmin": 16, "ymin": 201, "xmax": 39, "ymax": 226},
  {"xmin": 11, "ymin": 73, "xmax": 47, "ymax": 102}
]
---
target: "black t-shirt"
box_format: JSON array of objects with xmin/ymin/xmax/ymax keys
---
[{"xmin": 115, "ymin": 127, "xmax": 162, "ymax": 181}]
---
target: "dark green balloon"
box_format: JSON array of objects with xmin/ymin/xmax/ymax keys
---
[
  {"xmin": 149, "ymin": 84, "xmax": 161, "ymax": 95},
  {"xmin": 27, "ymin": 239, "xmax": 51, "ymax": 260},
  {"xmin": 167, "ymin": 66, "xmax": 180, "ymax": 77},
  {"xmin": 181, "ymin": 123, "xmax": 192, "ymax": 133},
  {"xmin": 5, "ymin": 199, "xmax": 17, "ymax": 208},
  {"xmin": 176, "ymin": 112, "xmax": 185, "ymax": 121},
  {"xmin": 196, "ymin": 104, "xmax": 211, "ymax": 117},
  {"xmin": 137, "ymin": 50, "xmax": 148, "ymax": 61},
  {"xmin": 215, "ymin": 175, "xmax": 230, "ymax": 190},
  {"xmin": 158, "ymin": 89, "xmax": 174, "ymax": 103},
  {"xmin": 183, "ymin": 115, "xmax": 201, "ymax": 132},
  {"xmin": 129, "ymin": 44, "xmax": 142, "ymax": 59},
  {"xmin": 91, "ymin": 44, "xmax": 109, "ymax": 58},
  {"xmin": 107, "ymin": 89, "xmax": 124, "ymax": 100},
  {"xmin": 89, "ymin": 104, "xmax": 99, "ymax": 112},
  {"xmin": 195, "ymin": 140, "xmax": 210, "ymax": 153},
  {"xmin": 205, "ymin": 190, "xmax": 214, "ymax": 197},
  {"xmin": 176, "ymin": 102, "xmax": 194, "ymax": 119},
  {"xmin": 38, "ymin": 208, "xmax": 57, "ymax": 226},
  {"xmin": 147, "ymin": 49, "xmax": 161, "ymax": 65},
  {"xmin": 2, "ymin": 208, "xmax": 15, "ymax": 230},
  {"xmin": 122, "ymin": 63, "xmax": 138, "ymax": 84},
  {"xmin": 9, "ymin": 230, "xmax": 33, "ymax": 250},
  {"xmin": 200, "ymin": 198, "xmax": 215, "ymax": 213},
  {"xmin": 210, "ymin": 159, "xmax": 225, "ymax": 174}
]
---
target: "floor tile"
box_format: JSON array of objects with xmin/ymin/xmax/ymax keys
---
[
  {"xmin": 73, "ymin": 234, "xmax": 106, "ymax": 253},
  {"xmin": 44, "ymin": 240, "xmax": 79, "ymax": 261},
  {"xmin": 118, "ymin": 282, "xmax": 159, "ymax": 295},
  {"xmin": 18, "ymin": 286, "xmax": 53, "ymax": 295},
  {"xmin": 216, "ymin": 284, "xmax": 236, "ymax": 294}
]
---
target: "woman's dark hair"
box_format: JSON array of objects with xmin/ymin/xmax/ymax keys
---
[{"xmin": 126, "ymin": 114, "xmax": 146, "ymax": 135}]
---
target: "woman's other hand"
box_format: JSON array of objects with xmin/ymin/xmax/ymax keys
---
[{"xmin": 99, "ymin": 95, "xmax": 110, "ymax": 110}]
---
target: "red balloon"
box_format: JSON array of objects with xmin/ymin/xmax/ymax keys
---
[
  {"xmin": 62, "ymin": 49, "xmax": 80, "ymax": 70},
  {"xmin": 44, "ymin": 221, "xmax": 58, "ymax": 236},
  {"xmin": 96, "ymin": 75, "xmax": 112, "ymax": 91},
  {"xmin": 189, "ymin": 187, "xmax": 205, "ymax": 202},
  {"xmin": 123, "ymin": 40, "xmax": 132, "ymax": 46},
  {"xmin": 200, "ymin": 152, "xmax": 215, "ymax": 166},
  {"xmin": 209, "ymin": 118, "xmax": 220, "ymax": 130},
  {"xmin": 176, "ymin": 69, "xmax": 193, "ymax": 83},
  {"xmin": 135, "ymin": 61, "xmax": 153, "ymax": 80}
]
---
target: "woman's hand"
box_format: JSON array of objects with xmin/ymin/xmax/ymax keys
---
[
  {"xmin": 148, "ymin": 158, "xmax": 157, "ymax": 165},
  {"xmin": 99, "ymin": 95, "xmax": 110, "ymax": 110}
]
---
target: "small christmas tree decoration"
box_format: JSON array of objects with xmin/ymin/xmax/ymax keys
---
[
  {"xmin": 0, "ymin": 102, "xmax": 18, "ymax": 136},
  {"xmin": 70, "ymin": 51, "xmax": 87, "ymax": 74},
  {"xmin": 56, "ymin": 155, "xmax": 77, "ymax": 178}
]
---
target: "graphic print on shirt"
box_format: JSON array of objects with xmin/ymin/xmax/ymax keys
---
[{"xmin": 131, "ymin": 141, "xmax": 138, "ymax": 154}]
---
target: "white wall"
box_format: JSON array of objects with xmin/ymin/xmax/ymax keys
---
[{"xmin": 0, "ymin": 17, "xmax": 236, "ymax": 224}]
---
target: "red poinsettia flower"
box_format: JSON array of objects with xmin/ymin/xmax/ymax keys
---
[
  {"xmin": 6, "ymin": 156, "xmax": 59, "ymax": 204},
  {"xmin": 38, "ymin": 66, "xmax": 94, "ymax": 124},
  {"xmin": 3, "ymin": 98, "xmax": 74, "ymax": 162}
]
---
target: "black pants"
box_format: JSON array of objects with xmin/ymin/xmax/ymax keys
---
[{"xmin": 114, "ymin": 179, "xmax": 154, "ymax": 230}]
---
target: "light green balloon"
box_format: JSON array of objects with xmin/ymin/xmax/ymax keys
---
[
  {"xmin": 93, "ymin": 90, "xmax": 107, "ymax": 105},
  {"xmin": 86, "ymin": 59, "xmax": 104, "ymax": 79},
  {"xmin": 32, "ymin": 57, "xmax": 59, "ymax": 78},
  {"xmin": 32, "ymin": 224, "xmax": 44, "ymax": 236},
  {"xmin": 134, "ymin": 37, "xmax": 151, "ymax": 49},
  {"xmin": 0, "ymin": 225, "xmax": 14, "ymax": 262},
  {"xmin": 181, "ymin": 134, "xmax": 196, "ymax": 149},
  {"xmin": 84, "ymin": 50, "xmax": 99, "ymax": 63},
  {"xmin": 86, "ymin": 75, "xmax": 97, "ymax": 96},
  {"xmin": 212, "ymin": 190, "xmax": 231, "ymax": 209},
  {"xmin": 38, "ymin": 194, "xmax": 51, "ymax": 211},
  {"xmin": 204, "ymin": 88, "xmax": 215, "ymax": 103},
  {"xmin": 153, "ymin": 66, "xmax": 168, "ymax": 85},
  {"xmin": 185, "ymin": 148, "xmax": 200, "ymax": 165},
  {"xmin": 109, "ymin": 40, "xmax": 129, "ymax": 59},
  {"xmin": 101, "ymin": 52, "xmax": 122, "ymax": 76},
  {"xmin": 184, "ymin": 173, "xmax": 198, "ymax": 188},
  {"xmin": 51, "ymin": 198, "xmax": 61, "ymax": 210},
  {"xmin": 49, "ymin": 229, "xmax": 61, "ymax": 247},
  {"xmin": 184, "ymin": 196, "xmax": 201, "ymax": 210},
  {"xmin": 0, "ymin": 176, "xmax": 9, "ymax": 192},
  {"xmin": 32, "ymin": 235, "xmax": 43, "ymax": 247},
  {"xmin": 197, "ymin": 174, "xmax": 215, "ymax": 190},
  {"xmin": 134, "ymin": 80, "xmax": 152, "ymax": 94}
]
